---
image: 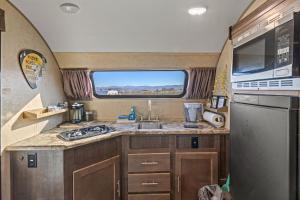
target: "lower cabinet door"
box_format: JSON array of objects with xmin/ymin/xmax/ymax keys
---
[
  {"xmin": 73, "ymin": 155, "xmax": 120, "ymax": 200},
  {"xmin": 175, "ymin": 152, "xmax": 218, "ymax": 200}
]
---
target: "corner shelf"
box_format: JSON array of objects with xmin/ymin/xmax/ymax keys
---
[
  {"xmin": 23, "ymin": 108, "xmax": 68, "ymax": 120},
  {"xmin": 205, "ymin": 106, "xmax": 228, "ymax": 113}
]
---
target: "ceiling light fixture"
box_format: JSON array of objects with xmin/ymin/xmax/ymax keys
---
[
  {"xmin": 60, "ymin": 3, "xmax": 80, "ymax": 14},
  {"xmin": 188, "ymin": 7, "xmax": 207, "ymax": 16}
]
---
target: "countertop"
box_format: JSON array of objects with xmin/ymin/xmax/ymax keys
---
[{"xmin": 5, "ymin": 121, "xmax": 229, "ymax": 151}]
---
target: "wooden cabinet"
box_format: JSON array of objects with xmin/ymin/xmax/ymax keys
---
[
  {"xmin": 124, "ymin": 135, "xmax": 226, "ymax": 200},
  {"xmin": 125, "ymin": 136, "xmax": 172, "ymax": 200},
  {"xmin": 128, "ymin": 153, "xmax": 170, "ymax": 173},
  {"xmin": 127, "ymin": 153, "xmax": 171, "ymax": 197},
  {"xmin": 175, "ymin": 152, "xmax": 218, "ymax": 200},
  {"xmin": 73, "ymin": 156, "xmax": 120, "ymax": 200},
  {"xmin": 9, "ymin": 134, "xmax": 228, "ymax": 200},
  {"xmin": 11, "ymin": 151, "xmax": 65, "ymax": 200},
  {"xmin": 128, "ymin": 173, "xmax": 170, "ymax": 193}
]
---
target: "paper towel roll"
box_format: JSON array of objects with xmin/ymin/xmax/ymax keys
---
[{"xmin": 203, "ymin": 111, "xmax": 224, "ymax": 128}]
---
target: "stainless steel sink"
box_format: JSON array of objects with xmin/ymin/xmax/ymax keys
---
[{"xmin": 137, "ymin": 122, "xmax": 163, "ymax": 129}]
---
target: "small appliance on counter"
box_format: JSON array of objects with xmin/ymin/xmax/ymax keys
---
[
  {"xmin": 183, "ymin": 103, "xmax": 203, "ymax": 128},
  {"xmin": 70, "ymin": 102, "xmax": 84, "ymax": 124},
  {"xmin": 184, "ymin": 103, "xmax": 203, "ymax": 122}
]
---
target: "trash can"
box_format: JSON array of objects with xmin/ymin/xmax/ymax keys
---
[{"xmin": 198, "ymin": 185, "xmax": 231, "ymax": 200}]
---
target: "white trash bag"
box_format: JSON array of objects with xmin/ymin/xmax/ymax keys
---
[{"xmin": 198, "ymin": 184, "xmax": 223, "ymax": 200}]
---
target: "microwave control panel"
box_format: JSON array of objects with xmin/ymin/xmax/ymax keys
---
[
  {"xmin": 277, "ymin": 35, "xmax": 290, "ymax": 65},
  {"xmin": 275, "ymin": 20, "xmax": 293, "ymax": 67}
]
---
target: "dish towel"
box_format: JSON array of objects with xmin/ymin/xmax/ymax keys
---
[{"xmin": 198, "ymin": 184, "xmax": 223, "ymax": 200}]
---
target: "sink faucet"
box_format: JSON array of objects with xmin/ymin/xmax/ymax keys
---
[
  {"xmin": 140, "ymin": 100, "xmax": 159, "ymax": 121},
  {"xmin": 148, "ymin": 100, "xmax": 152, "ymax": 121}
]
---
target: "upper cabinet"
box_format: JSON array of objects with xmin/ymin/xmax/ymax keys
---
[{"xmin": 230, "ymin": 0, "xmax": 299, "ymax": 42}]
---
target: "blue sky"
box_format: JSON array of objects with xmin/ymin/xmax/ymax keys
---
[{"xmin": 92, "ymin": 71, "xmax": 186, "ymax": 87}]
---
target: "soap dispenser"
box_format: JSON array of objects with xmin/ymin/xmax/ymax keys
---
[{"xmin": 128, "ymin": 106, "xmax": 136, "ymax": 121}]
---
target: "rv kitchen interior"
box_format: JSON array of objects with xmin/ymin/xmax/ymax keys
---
[{"xmin": 0, "ymin": 0, "xmax": 300, "ymax": 199}]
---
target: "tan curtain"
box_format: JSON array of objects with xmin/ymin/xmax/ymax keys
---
[
  {"xmin": 62, "ymin": 69, "xmax": 93, "ymax": 100},
  {"xmin": 187, "ymin": 68, "xmax": 216, "ymax": 99}
]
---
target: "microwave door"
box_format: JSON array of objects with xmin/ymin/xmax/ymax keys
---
[{"xmin": 232, "ymin": 30, "xmax": 275, "ymax": 82}]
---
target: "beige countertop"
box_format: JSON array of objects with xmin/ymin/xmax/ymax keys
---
[{"xmin": 5, "ymin": 121, "xmax": 229, "ymax": 151}]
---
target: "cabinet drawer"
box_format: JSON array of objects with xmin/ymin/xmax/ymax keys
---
[
  {"xmin": 128, "ymin": 194, "xmax": 170, "ymax": 200},
  {"xmin": 128, "ymin": 153, "xmax": 170, "ymax": 173},
  {"xmin": 128, "ymin": 173, "xmax": 170, "ymax": 193},
  {"xmin": 129, "ymin": 136, "xmax": 169, "ymax": 149}
]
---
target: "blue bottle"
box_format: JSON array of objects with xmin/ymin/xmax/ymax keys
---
[{"xmin": 128, "ymin": 106, "xmax": 136, "ymax": 121}]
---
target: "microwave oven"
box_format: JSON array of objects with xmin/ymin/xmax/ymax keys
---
[{"xmin": 231, "ymin": 9, "xmax": 300, "ymax": 90}]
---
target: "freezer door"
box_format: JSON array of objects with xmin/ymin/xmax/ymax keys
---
[{"xmin": 230, "ymin": 102, "xmax": 297, "ymax": 200}]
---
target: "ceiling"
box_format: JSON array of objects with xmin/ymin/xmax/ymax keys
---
[{"xmin": 10, "ymin": 0, "xmax": 252, "ymax": 53}]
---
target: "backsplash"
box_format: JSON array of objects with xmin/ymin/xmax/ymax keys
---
[{"xmin": 70, "ymin": 99, "xmax": 206, "ymax": 122}]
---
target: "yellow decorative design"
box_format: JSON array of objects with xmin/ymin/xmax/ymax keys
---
[
  {"xmin": 214, "ymin": 64, "xmax": 228, "ymax": 96},
  {"xmin": 19, "ymin": 49, "xmax": 47, "ymax": 89}
]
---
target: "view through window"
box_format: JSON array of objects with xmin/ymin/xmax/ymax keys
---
[{"xmin": 91, "ymin": 70, "xmax": 188, "ymax": 98}]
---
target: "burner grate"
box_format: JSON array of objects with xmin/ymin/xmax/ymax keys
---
[{"xmin": 58, "ymin": 125, "xmax": 115, "ymax": 141}]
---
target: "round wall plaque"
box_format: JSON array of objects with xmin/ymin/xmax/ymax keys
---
[{"xmin": 19, "ymin": 49, "xmax": 47, "ymax": 89}]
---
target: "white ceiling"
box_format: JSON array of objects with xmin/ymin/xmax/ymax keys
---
[{"xmin": 10, "ymin": 0, "xmax": 252, "ymax": 53}]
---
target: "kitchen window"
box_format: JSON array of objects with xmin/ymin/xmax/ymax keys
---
[{"xmin": 90, "ymin": 70, "xmax": 188, "ymax": 98}]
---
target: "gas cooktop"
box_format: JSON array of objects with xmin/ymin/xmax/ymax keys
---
[{"xmin": 58, "ymin": 125, "xmax": 115, "ymax": 141}]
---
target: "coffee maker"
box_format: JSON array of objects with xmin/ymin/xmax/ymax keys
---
[
  {"xmin": 70, "ymin": 102, "xmax": 84, "ymax": 124},
  {"xmin": 184, "ymin": 103, "xmax": 203, "ymax": 128}
]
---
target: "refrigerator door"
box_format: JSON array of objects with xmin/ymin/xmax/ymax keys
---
[{"xmin": 230, "ymin": 101, "xmax": 297, "ymax": 200}]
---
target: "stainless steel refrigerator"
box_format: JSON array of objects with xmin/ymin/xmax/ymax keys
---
[{"xmin": 230, "ymin": 94, "xmax": 298, "ymax": 200}]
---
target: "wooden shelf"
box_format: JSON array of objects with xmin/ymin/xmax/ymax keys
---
[
  {"xmin": 23, "ymin": 108, "xmax": 68, "ymax": 119},
  {"xmin": 205, "ymin": 106, "xmax": 228, "ymax": 113}
]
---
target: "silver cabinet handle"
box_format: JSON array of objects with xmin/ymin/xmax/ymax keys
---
[
  {"xmin": 177, "ymin": 176, "xmax": 180, "ymax": 193},
  {"xmin": 140, "ymin": 161, "xmax": 159, "ymax": 165},
  {"xmin": 117, "ymin": 180, "xmax": 120, "ymax": 198},
  {"xmin": 141, "ymin": 182, "xmax": 159, "ymax": 186}
]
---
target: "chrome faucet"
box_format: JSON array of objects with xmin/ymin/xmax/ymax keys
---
[
  {"xmin": 140, "ymin": 100, "xmax": 159, "ymax": 122},
  {"xmin": 148, "ymin": 100, "xmax": 152, "ymax": 121}
]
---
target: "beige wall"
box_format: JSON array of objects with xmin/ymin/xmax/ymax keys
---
[
  {"xmin": 54, "ymin": 52, "xmax": 219, "ymax": 70},
  {"xmin": 213, "ymin": 0, "xmax": 268, "ymax": 128},
  {"xmin": 1, "ymin": 1, "xmax": 66, "ymax": 151},
  {"xmin": 214, "ymin": 0, "xmax": 268, "ymax": 97},
  {"xmin": 1, "ymin": 2, "xmax": 66, "ymax": 198},
  {"xmin": 55, "ymin": 52, "xmax": 219, "ymax": 121}
]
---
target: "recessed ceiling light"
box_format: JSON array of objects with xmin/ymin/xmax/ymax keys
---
[
  {"xmin": 188, "ymin": 7, "xmax": 207, "ymax": 16},
  {"xmin": 60, "ymin": 3, "xmax": 80, "ymax": 14}
]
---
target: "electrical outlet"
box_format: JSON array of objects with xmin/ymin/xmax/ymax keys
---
[
  {"xmin": 191, "ymin": 137, "xmax": 199, "ymax": 148},
  {"xmin": 28, "ymin": 153, "xmax": 37, "ymax": 168}
]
